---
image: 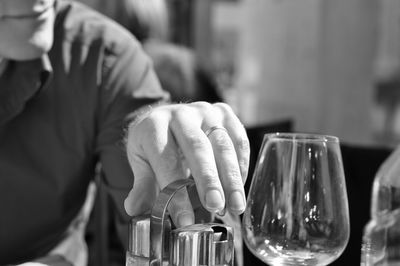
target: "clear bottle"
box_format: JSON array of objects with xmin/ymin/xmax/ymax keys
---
[{"xmin": 361, "ymin": 148, "xmax": 400, "ymax": 265}]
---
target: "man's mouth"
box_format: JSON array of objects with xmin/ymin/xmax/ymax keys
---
[{"xmin": 0, "ymin": 0, "xmax": 55, "ymax": 20}]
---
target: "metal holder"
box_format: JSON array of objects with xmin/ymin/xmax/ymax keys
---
[
  {"xmin": 150, "ymin": 178, "xmax": 195, "ymax": 265},
  {"xmin": 127, "ymin": 178, "xmax": 234, "ymax": 266}
]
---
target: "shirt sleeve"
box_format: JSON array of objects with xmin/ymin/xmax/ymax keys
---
[{"xmin": 95, "ymin": 30, "xmax": 169, "ymax": 248}]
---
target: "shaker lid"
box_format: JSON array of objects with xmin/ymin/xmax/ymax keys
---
[{"xmin": 169, "ymin": 223, "xmax": 234, "ymax": 266}]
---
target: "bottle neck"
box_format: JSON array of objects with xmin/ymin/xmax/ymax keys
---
[{"xmin": 371, "ymin": 177, "xmax": 400, "ymax": 218}]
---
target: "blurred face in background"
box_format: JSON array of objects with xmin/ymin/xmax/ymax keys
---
[{"xmin": 0, "ymin": 0, "xmax": 56, "ymax": 60}]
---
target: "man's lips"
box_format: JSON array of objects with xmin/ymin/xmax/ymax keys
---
[{"xmin": 0, "ymin": 0, "xmax": 55, "ymax": 19}]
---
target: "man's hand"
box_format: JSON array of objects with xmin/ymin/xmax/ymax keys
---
[{"xmin": 124, "ymin": 102, "xmax": 250, "ymax": 227}]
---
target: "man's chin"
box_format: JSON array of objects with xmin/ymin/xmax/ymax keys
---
[{"xmin": 11, "ymin": 40, "xmax": 53, "ymax": 61}]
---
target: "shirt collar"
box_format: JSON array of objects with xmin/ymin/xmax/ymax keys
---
[{"xmin": 0, "ymin": 55, "xmax": 53, "ymax": 125}]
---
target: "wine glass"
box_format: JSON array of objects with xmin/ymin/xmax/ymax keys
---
[{"xmin": 242, "ymin": 133, "xmax": 350, "ymax": 265}]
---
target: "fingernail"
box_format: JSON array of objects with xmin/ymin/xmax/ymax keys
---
[
  {"xmin": 229, "ymin": 191, "xmax": 246, "ymax": 213},
  {"xmin": 177, "ymin": 211, "xmax": 195, "ymax": 227},
  {"xmin": 205, "ymin": 189, "xmax": 224, "ymax": 211}
]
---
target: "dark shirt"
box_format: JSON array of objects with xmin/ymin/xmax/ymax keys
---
[{"xmin": 0, "ymin": 1, "xmax": 167, "ymax": 264}]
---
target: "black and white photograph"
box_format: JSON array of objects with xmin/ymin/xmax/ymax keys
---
[{"xmin": 1, "ymin": 0, "xmax": 400, "ymax": 265}]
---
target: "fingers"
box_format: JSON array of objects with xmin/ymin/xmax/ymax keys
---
[
  {"xmin": 125, "ymin": 102, "xmax": 250, "ymax": 226},
  {"xmin": 125, "ymin": 113, "xmax": 194, "ymax": 227},
  {"xmin": 207, "ymin": 103, "xmax": 249, "ymax": 214},
  {"xmin": 169, "ymin": 105, "xmax": 225, "ymax": 213},
  {"xmin": 214, "ymin": 103, "xmax": 250, "ymax": 184},
  {"xmin": 171, "ymin": 102, "xmax": 249, "ymax": 214},
  {"xmin": 205, "ymin": 125, "xmax": 246, "ymax": 214}
]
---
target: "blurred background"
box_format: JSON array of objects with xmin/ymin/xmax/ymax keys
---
[{"xmin": 78, "ymin": 0, "xmax": 400, "ymax": 148}]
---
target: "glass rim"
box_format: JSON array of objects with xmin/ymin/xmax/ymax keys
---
[{"xmin": 264, "ymin": 132, "xmax": 339, "ymax": 143}]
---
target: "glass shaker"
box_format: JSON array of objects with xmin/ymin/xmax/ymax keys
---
[
  {"xmin": 361, "ymin": 147, "xmax": 400, "ymax": 265},
  {"xmin": 126, "ymin": 178, "xmax": 235, "ymax": 266}
]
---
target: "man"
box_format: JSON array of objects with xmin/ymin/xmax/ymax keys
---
[{"xmin": 0, "ymin": 0, "xmax": 249, "ymax": 265}]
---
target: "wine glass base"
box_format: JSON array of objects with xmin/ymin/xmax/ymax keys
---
[{"xmin": 254, "ymin": 249, "xmax": 339, "ymax": 266}]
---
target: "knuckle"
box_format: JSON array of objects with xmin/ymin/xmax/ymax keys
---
[
  {"xmin": 186, "ymin": 134, "xmax": 209, "ymax": 149},
  {"xmin": 235, "ymin": 136, "xmax": 250, "ymax": 154},
  {"xmin": 214, "ymin": 102, "xmax": 233, "ymax": 115},
  {"xmin": 146, "ymin": 108, "xmax": 168, "ymax": 123},
  {"xmin": 191, "ymin": 101, "xmax": 213, "ymax": 110},
  {"xmin": 212, "ymin": 133, "xmax": 233, "ymax": 153},
  {"xmin": 128, "ymin": 115, "xmax": 161, "ymax": 151},
  {"xmin": 170, "ymin": 105, "xmax": 195, "ymax": 125},
  {"xmin": 198, "ymin": 166, "xmax": 219, "ymax": 185},
  {"xmin": 226, "ymin": 172, "xmax": 245, "ymax": 187},
  {"xmin": 172, "ymin": 104, "xmax": 193, "ymax": 117}
]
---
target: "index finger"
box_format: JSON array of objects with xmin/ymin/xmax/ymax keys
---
[{"xmin": 169, "ymin": 105, "xmax": 226, "ymax": 213}]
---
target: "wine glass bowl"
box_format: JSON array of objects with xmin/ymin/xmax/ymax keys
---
[{"xmin": 242, "ymin": 133, "xmax": 350, "ymax": 266}]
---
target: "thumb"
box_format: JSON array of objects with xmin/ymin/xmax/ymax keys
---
[{"xmin": 124, "ymin": 153, "xmax": 158, "ymax": 216}]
